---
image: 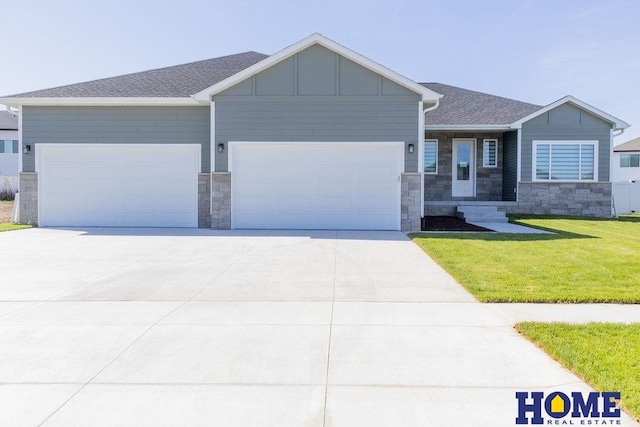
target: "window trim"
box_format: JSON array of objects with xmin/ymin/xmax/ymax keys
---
[
  {"xmin": 620, "ymin": 153, "xmax": 640, "ymax": 168},
  {"xmin": 532, "ymin": 140, "xmax": 598, "ymax": 182},
  {"xmin": 424, "ymin": 139, "xmax": 438, "ymax": 174},
  {"xmin": 482, "ymin": 139, "xmax": 498, "ymax": 168}
]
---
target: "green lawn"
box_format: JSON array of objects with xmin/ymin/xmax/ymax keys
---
[
  {"xmin": 517, "ymin": 322, "xmax": 640, "ymax": 420},
  {"xmin": 410, "ymin": 216, "xmax": 640, "ymax": 302},
  {"xmin": 0, "ymin": 223, "xmax": 31, "ymax": 232}
]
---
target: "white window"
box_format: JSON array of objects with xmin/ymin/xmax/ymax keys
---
[
  {"xmin": 483, "ymin": 139, "xmax": 498, "ymax": 167},
  {"xmin": 620, "ymin": 154, "xmax": 640, "ymax": 168},
  {"xmin": 533, "ymin": 141, "xmax": 598, "ymax": 181},
  {"xmin": 424, "ymin": 139, "xmax": 438, "ymax": 174}
]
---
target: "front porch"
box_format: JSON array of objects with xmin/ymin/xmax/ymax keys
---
[{"xmin": 423, "ymin": 130, "xmax": 518, "ymax": 214}]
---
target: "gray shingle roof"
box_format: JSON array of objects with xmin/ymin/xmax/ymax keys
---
[
  {"xmin": 7, "ymin": 51, "xmax": 269, "ymax": 98},
  {"xmin": 421, "ymin": 83, "xmax": 542, "ymax": 126},
  {"xmin": 614, "ymin": 137, "xmax": 640, "ymax": 152},
  {"xmin": 0, "ymin": 110, "xmax": 18, "ymax": 130},
  {"xmin": 4, "ymin": 52, "xmax": 545, "ymax": 128}
]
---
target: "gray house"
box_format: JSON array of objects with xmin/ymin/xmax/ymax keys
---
[{"xmin": 0, "ymin": 34, "xmax": 629, "ymax": 231}]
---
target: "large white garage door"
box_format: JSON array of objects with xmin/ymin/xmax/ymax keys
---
[
  {"xmin": 231, "ymin": 143, "xmax": 402, "ymax": 230},
  {"xmin": 37, "ymin": 144, "xmax": 199, "ymax": 227}
]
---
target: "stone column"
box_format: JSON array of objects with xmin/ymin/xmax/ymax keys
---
[
  {"xmin": 401, "ymin": 173, "xmax": 421, "ymax": 231},
  {"xmin": 211, "ymin": 172, "xmax": 231, "ymax": 229},
  {"xmin": 19, "ymin": 172, "xmax": 38, "ymax": 225}
]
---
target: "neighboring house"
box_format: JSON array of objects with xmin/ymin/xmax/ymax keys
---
[
  {"xmin": 0, "ymin": 110, "xmax": 19, "ymax": 192},
  {"xmin": 0, "ymin": 33, "xmax": 630, "ymax": 230},
  {"xmin": 612, "ymin": 137, "xmax": 640, "ymax": 182}
]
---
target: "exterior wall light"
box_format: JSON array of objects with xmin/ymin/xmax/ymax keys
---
[
  {"xmin": 23, "ymin": 144, "xmax": 31, "ymax": 154},
  {"xmin": 408, "ymin": 143, "xmax": 415, "ymax": 153},
  {"xmin": 217, "ymin": 143, "xmax": 225, "ymax": 153}
]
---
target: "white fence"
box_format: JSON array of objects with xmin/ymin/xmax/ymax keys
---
[{"xmin": 613, "ymin": 181, "xmax": 640, "ymax": 215}]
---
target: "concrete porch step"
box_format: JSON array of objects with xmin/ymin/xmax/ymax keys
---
[{"xmin": 456, "ymin": 205, "xmax": 508, "ymax": 223}]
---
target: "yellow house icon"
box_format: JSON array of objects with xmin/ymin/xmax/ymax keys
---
[{"xmin": 550, "ymin": 395, "xmax": 565, "ymax": 413}]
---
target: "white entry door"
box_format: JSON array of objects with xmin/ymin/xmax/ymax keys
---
[
  {"xmin": 230, "ymin": 142, "xmax": 402, "ymax": 230},
  {"xmin": 37, "ymin": 144, "xmax": 200, "ymax": 227},
  {"xmin": 452, "ymin": 139, "xmax": 476, "ymax": 197}
]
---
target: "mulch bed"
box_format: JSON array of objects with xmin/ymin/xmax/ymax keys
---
[{"xmin": 421, "ymin": 216, "xmax": 494, "ymax": 232}]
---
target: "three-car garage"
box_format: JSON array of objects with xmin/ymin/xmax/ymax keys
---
[{"xmin": 35, "ymin": 142, "xmax": 403, "ymax": 230}]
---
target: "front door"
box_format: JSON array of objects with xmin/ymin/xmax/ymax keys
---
[{"xmin": 452, "ymin": 139, "xmax": 476, "ymax": 197}]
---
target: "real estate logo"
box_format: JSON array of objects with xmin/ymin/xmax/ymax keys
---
[{"xmin": 515, "ymin": 391, "xmax": 622, "ymax": 425}]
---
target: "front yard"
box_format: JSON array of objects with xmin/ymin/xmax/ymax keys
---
[
  {"xmin": 411, "ymin": 216, "xmax": 640, "ymax": 303},
  {"xmin": 0, "ymin": 201, "xmax": 30, "ymax": 232},
  {"xmin": 517, "ymin": 322, "xmax": 640, "ymax": 420}
]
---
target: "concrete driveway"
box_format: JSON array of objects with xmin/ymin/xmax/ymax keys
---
[{"xmin": 0, "ymin": 228, "xmax": 635, "ymax": 426}]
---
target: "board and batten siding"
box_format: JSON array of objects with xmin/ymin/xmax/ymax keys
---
[
  {"xmin": 520, "ymin": 103, "xmax": 612, "ymax": 182},
  {"xmin": 213, "ymin": 44, "xmax": 421, "ymax": 172},
  {"xmin": 21, "ymin": 106, "xmax": 211, "ymax": 172},
  {"xmin": 502, "ymin": 130, "xmax": 517, "ymax": 201}
]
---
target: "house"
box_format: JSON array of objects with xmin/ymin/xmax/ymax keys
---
[
  {"xmin": 0, "ymin": 110, "xmax": 19, "ymax": 193},
  {"xmin": 612, "ymin": 137, "xmax": 640, "ymax": 182},
  {"xmin": 0, "ymin": 33, "xmax": 630, "ymax": 230}
]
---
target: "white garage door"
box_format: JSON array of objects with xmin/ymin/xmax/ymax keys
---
[
  {"xmin": 37, "ymin": 144, "xmax": 199, "ymax": 227},
  {"xmin": 231, "ymin": 143, "xmax": 402, "ymax": 230}
]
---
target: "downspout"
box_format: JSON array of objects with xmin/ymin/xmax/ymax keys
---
[{"xmin": 421, "ymin": 99, "xmax": 440, "ymax": 222}]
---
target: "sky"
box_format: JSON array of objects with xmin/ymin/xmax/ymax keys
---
[{"xmin": 1, "ymin": 0, "xmax": 639, "ymax": 141}]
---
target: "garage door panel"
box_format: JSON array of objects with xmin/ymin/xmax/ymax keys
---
[
  {"xmin": 278, "ymin": 213, "xmax": 314, "ymax": 228},
  {"xmin": 234, "ymin": 212, "xmax": 273, "ymax": 229},
  {"xmin": 82, "ymin": 195, "xmax": 121, "ymax": 212},
  {"xmin": 38, "ymin": 144, "xmax": 199, "ymax": 227},
  {"xmin": 317, "ymin": 197, "xmax": 353, "ymax": 212},
  {"xmin": 280, "ymin": 197, "xmax": 314, "ymax": 212},
  {"xmin": 279, "ymin": 179, "xmax": 312, "ymax": 195},
  {"xmin": 316, "ymin": 214, "xmax": 352, "ymax": 229},
  {"xmin": 232, "ymin": 143, "xmax": 401, "ymax": 230},
  {"xmin": 91, "ymin": 211, "xmax": 122, "ymax": 226},
  {"xmin": 357, "ymin": 197, "xmax": 394, "ymax": 213}
]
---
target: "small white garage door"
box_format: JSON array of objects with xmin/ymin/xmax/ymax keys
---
[
  {"xmin": 37, "ymin": 144, "xmax": 199, "ymax": 227},
  {"xmin": 231, "ymin": 142, "xmax": 402, "ymax": 230}
]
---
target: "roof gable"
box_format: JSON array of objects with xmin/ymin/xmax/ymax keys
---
[
  {"xmin": 217, "ymin": 44, "xmax": 421, "ymax": 98},
  {"xmin": 193, "ymin": 33, "xmax": 442, "ymax": 102},
  {"xmin": 511, "ymin": 95, "xmax": 629, "ymax": 130},
  {"xmin": 0, "ymin": 110, "xmax": 18, "ymax": 130},
  {"xmin": 614, "ymin": 137, "xmax": 640, "ymax": 152}
]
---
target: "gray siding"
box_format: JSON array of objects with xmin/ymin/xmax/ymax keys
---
[
  {"xmin": 22, "ymin": 106, "xmax": 210, "ymax": 172},
  {"xmin": 215, "ymin": 44, "xmax": 420, "ymax": 172},
  {"xmin": 520, "ymin": 103, "xmax": 612, "ymax": 182},
  {"xmin": 502, "ymin": 130, "xmax": 517, "ymax": 201}
]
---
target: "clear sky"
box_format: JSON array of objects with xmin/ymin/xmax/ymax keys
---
[{"xmin": 1, "ymin": 0, "xmax": 639, "ymax": 140}]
